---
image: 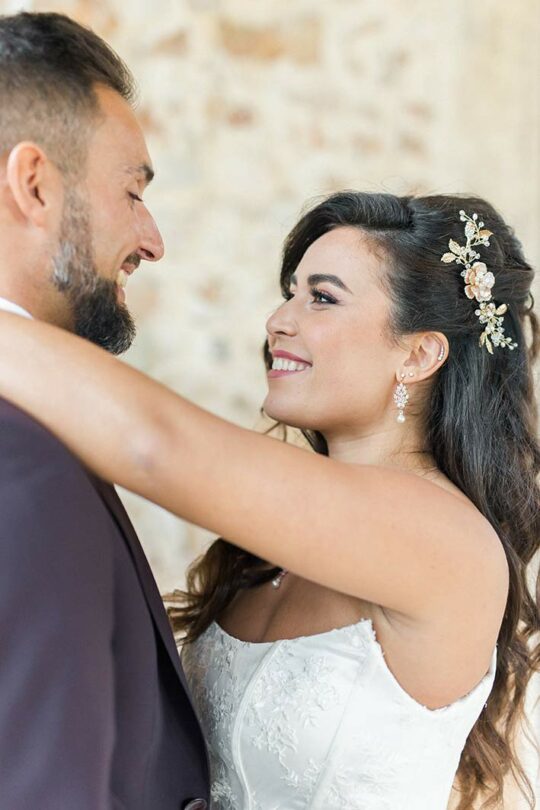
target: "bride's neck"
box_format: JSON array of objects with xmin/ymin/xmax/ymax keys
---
[{"xmin": 324, "ymin": 422, "xmax": 436, "ymax": 477}]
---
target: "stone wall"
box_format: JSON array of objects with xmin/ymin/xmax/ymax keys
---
[
  {"xmin": 3, "ymin": 1, "xmax": 539, "ymax": 801},
  {"xmin": 7, "ymin": 0, "xmax": 537, "ymax": 592}
]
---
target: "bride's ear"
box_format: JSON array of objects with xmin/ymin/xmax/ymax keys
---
[{"xmin": 398, "ymin": 332, "xmax": 448, "ymax": 382}]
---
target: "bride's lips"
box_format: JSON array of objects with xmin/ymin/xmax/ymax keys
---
[{"xmin": 268, "ymin": 350, "xmax": 312, "ymax": 379}]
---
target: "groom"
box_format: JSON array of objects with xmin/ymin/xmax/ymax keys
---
[{"xmin": 0, "ymin": 12, "xmax": 208, "ymax": 810}]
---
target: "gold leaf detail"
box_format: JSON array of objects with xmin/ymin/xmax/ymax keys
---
[
  {"xmin": 479, "ymin": 229, "xmax": 493, "ymax": 239},
  {"xmin": 448, "ymin": 239, "xmax": 462, "ymax": 255},
  {"xmin": 495, "ymin": 304, "xmax": 507, "ymax": 315},
  {"xmin": 441, "ymin": 252, "xmax": 456, "ymax": 263}
]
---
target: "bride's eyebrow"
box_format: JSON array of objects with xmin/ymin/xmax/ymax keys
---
[{"xmin": 289, "ymin": 273, "xmax": 353, "ymax": 294}]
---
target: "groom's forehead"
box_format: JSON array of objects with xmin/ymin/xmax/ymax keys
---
[{"xmin": 89, "ymin": 85, "xmax": 153, "ymax": 173}]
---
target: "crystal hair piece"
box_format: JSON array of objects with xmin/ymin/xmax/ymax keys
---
[{"xmin": 441, "ymin": 210, "xmax": 517, "ymax": 353}]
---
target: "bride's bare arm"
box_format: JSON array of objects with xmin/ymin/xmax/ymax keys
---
[{"xmin": 0, "ymin": 314, "xmax": 505, "ymax": 617}]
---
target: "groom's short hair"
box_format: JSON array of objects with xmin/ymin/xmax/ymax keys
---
[{"xmin": 0, "ymin": 11, "xmax": 135, "ymax": 179}]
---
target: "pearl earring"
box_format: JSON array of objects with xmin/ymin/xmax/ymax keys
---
[
  {"xmin": 393, "ymin": 373, "xmax": 409, "ymax": 423},
  {"xmin": 437, "ymin": 345, "xmax": 445, "ymax": 361}
]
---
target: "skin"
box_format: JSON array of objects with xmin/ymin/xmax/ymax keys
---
[
  {"xmin": 82, "ymin": 86, "xmax": 164, "ymax": 306},
  {"xmin": 0, "ymin": 84, "xmax": 163, "ymax": 326},
  {"xmin": 265, "ymin": 227, "xmax": 438, "ymax": 453},
  {"xmin": 0, "ymin": 87, "xmax": 509, "ymax": 711}
]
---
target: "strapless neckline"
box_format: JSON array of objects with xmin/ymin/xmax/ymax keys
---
[
  {"xmin": 212, "ymin": 617, "xmax": 497, "ymax": 715},
  {"xmin": 214, "ymin": 615, "xmax": 374, "ymax": 648}
]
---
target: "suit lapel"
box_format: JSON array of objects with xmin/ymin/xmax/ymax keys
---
[
  {"xmin": 88, "ymin": 473, "xmax": 211, "ymax": 782},
  {"xmin": 88, "ymin": 474, "xmax": 192, "ymax": 694}
]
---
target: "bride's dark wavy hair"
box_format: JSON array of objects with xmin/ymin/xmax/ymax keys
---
[{"xmin": 166, "ymin": 192, "xmax": 540, "ymax": 809}]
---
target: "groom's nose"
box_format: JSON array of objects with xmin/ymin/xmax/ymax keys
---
[{"xmin": 137, "ymin": 207, "xmax": 165, "ymax": 263}]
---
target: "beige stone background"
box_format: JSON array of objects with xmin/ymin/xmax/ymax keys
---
[{"xmin": 3, "ymin": 0, "xmax": 539, "ymax": 804}]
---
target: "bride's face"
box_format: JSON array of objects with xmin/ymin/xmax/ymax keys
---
[{"xmin": 264, "ymin": 226, "xmax": 400, "ymax": 435}]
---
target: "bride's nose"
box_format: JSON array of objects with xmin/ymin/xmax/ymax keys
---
[{"xmin": 266, "ymin": 300, "xmax": 298, "ymax": 340}]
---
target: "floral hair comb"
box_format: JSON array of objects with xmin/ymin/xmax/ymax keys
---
[{"xmin": 441, "ymin": 210, "xmax": 517, "ymax": 353}]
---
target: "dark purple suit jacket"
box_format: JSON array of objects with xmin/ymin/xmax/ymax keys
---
[{"xmin": 0, "ymin": 398, "xmax": 209, "ymax": 809}]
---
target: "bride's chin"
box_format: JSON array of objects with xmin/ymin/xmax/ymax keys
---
[{"xmin": 262, "ymin": 402, "xmax": 313, "ymax": 432}]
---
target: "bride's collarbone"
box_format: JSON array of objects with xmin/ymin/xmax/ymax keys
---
[
  {"xmin": 220, "ymin": 574, "xmax": 425, "ymax": 646},
  {"xmin": 218, "ymin": 578, "xmax": 498, "ymax": 711},
  {"xmin": 220, "ymin": 576, "xmax": 377, "ymax": 645}
]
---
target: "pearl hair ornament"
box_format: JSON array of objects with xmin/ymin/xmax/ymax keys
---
[{"xmin": 440, "ymin": 210, "xmax": 517, "ymax": 353}]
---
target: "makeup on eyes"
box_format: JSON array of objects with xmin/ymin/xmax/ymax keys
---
[{"xmin": 285, "ymin": 286, "xmax": 339, "ymax": 305}]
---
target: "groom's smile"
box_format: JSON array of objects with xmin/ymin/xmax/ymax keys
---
[{"xmin": 115, "ymin": 255, "xmax": 141, "ymax": 304}]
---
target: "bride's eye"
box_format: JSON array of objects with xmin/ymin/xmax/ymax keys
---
[{"xmin": 311, "ymin": 288, "xmax": 337, "ymax": 305}]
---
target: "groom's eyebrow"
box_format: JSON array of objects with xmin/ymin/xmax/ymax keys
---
[{"xmin": 125, "ymin": 163, "xmax": 155, "ymax": 186}]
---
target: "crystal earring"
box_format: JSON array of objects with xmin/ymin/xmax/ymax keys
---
[{"xmin": 393, "ymin": 373, "xmax": 409, "ymax": 423}]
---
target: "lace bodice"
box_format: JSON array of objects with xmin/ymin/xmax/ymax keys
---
[{"xmin": 181, "ymin": 618, "xmax": 497, "ymax": 810}]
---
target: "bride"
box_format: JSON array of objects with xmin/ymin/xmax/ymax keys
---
[{"xmin": 0, "ymin": 191, "xmax": 537, "ymax": 810}]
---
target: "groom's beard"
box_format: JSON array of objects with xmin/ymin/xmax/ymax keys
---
[{"xmin": 51, "ymin": 187, "xmax": 136, "ymax": 355}]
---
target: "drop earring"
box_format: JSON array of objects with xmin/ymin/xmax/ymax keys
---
[{"xmin": 393, "ymin": 373, "xmax": 409, "ymax": 423}]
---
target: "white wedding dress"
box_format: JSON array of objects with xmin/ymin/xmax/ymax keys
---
[{"xmin": 181, "ymin": 617, "xmax": 497, "ymax": 810}]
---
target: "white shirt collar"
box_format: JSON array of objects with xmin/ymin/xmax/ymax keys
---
[{"xmin": 0, "ymin": 297, "xmax": 33, "ymax": 319}]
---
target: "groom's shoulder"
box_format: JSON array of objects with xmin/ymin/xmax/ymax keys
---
[
  {"xmin": 0, "ymin": 399, "xmax": 116, "ymax": 606},
  {"xmin": 0, "ymin": 396, "xmax": 85, "ymax": 476},
  {"xmin": 0, "ymin": 397, "xmax": 114, "ymax": 543}
]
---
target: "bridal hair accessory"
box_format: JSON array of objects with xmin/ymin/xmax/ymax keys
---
[
  {"xmin": 440, "ymin": 211, "xmax": 517, "ymax": 354},
  {"xmin": 393, "ymin": 372, "xmax": 409, "ymax": 423}
]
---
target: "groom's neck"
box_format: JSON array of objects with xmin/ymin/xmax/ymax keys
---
[{"xmin": 0, "ymin": 274, "xmax": 74, "ymax": 331}]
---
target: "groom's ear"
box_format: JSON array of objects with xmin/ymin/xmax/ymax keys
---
[{"xmin": 5, "ymin": 142, "xmax": 64, "ymax": 230}]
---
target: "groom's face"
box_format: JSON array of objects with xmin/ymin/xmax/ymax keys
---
[{"xmin": 51, "ymin": 85, "xmax": 164, "ymax": 354}]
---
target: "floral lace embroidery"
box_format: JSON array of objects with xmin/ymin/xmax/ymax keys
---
[
  {"xmin": 245, "ymin": 640, "xmax": 342, "ymax": 796},
  {"xmin": 181, "ymin": 620, "xmax": 496, "ymax": 810},
  {"xmin": 182, "ymin": 625, "xmax": 246, "ymax": 810},
  {"xmin": 183, "ymin": 622, "xmax": 372, "ymax": 808},
  {"xmin": 319, "ymin": 735, "xmax": 409, "ymax": 810}
]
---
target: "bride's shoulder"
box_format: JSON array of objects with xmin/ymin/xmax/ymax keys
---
[
  {"xmin": 388, "ymin": 464, "xmax": 502, "ymax": 539},
  {"xmin": 373, "ymin": 463, "xmax": 509, "ymax": 596}
]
